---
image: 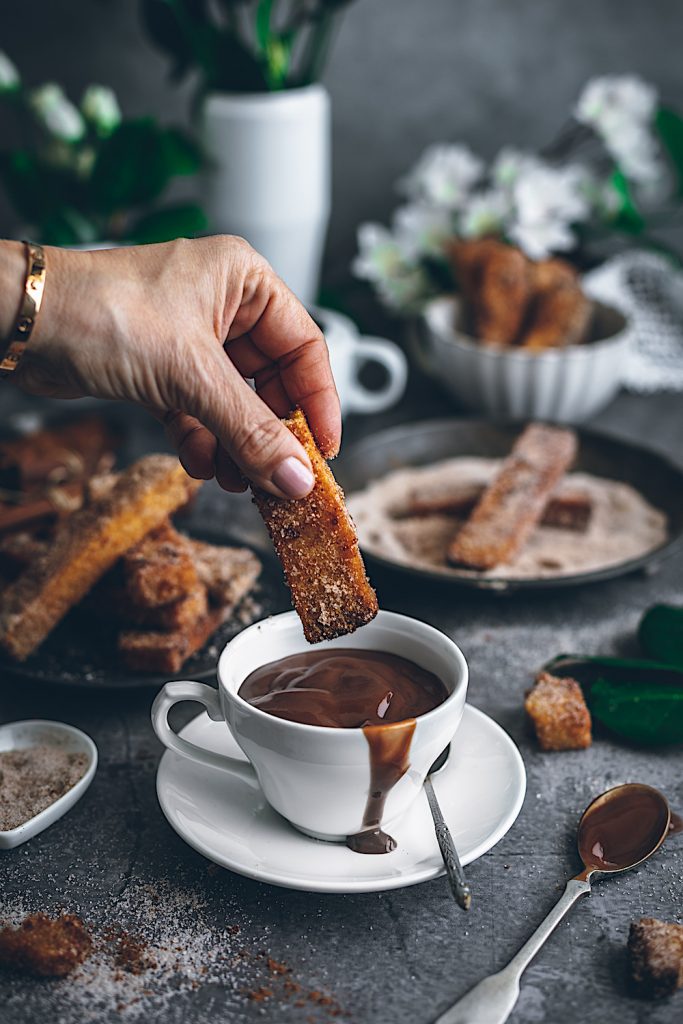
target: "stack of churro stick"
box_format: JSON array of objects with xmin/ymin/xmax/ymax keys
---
[
  {"xmin": 450, "ymin": 239, "xmax": 593, "ymax": 349},
  {"xmin": 0, "ymin": 454, "xmax": 262, "ymax": 672},
  {"xmin": 251, "ymin": 408, "xmax": 378, "ymax": 643}
]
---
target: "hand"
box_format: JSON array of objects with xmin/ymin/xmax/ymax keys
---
[{"xmin": 11, "ymin": 236, "xmax": 341, "ymax": 498}]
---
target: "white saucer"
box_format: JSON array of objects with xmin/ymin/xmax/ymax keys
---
[{"xmin": 156, "ymin": 705, "xmax": 526, "ymax": 893}]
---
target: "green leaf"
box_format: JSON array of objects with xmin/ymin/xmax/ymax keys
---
[
  {"xmin": 0, "ymin": 150, "xmax": 81, "ymax": 224},
  {"xmin": 162, "ymin": 128, "xmax": 203, "ymax": 175},
  {"xmin": 543, "ymin": 653, "xmax": 683, "ymax": 746},
  {"xmin": 639, "ymin": 604, "xmax": 683, "ymax": 669},
  {"xmin": 40, "ymin": 208, "xmax": 99, "ymax": 246},
  {"xmin": 608, "ymin": 169, "xmax": 645, "ymax": 234},
  {"xmin": 208, "ymin": 31, "xmax": 269, "ymax": 92},
  {"xmin": 90, "ymin": 119, "xmax": 174, "ymax": 213},
  {"xmin": 590, "ymin": 677, "xmax": 683, "ymax": 746},
  {"xmin": 256, "ymin": 0, "xmax": 273, "ymax": 53},
  {"xmin": 656, "ymin": 106, "xmax": 683, "ymax": 199},
  {"xmin": 129, "ymin": 202, "xmax": 207, "ymax": 243}
]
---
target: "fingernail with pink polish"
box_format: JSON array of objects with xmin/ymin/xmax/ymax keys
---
[{"xmin": 272, "ymin": 457, "xmax": 315, "ymax": 498}]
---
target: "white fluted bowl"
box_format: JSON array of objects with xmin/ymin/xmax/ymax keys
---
[{"xmin": 415, "ymin": 296, "xmax": 631, "ymax": 423}]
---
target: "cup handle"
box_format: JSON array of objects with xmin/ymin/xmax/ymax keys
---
[
  {"xmin": 151, "ymin": 680, "xmax": 255, "ymax": 783},
  {"xmin": 346, "ymin": 336, "xmax": 408, "ymax": 414}
]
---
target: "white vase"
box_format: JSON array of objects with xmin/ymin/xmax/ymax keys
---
[{"xmin": 200, "ymin": 85, "xmax": 331, "ymax": 306}]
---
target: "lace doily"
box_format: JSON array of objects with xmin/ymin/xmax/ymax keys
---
[{"xmin": 583, "ymin": 251, "xmax": 683, "ymax": 392}]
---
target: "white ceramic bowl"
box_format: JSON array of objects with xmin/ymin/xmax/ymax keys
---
[
  {"xmin": 0, "ymin": 720, "xmax": 98, "ymax": 849},
  {"xmin": 415, "ymin": 295, "xmax": 631, "ymax": 423}
]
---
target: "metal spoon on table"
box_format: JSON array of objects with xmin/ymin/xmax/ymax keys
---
[
  {"xmin": 425, "ymin": 745, "xmax": 472, "ymax": 911},
  {"xmin": 434, "ymin": 782, "xmax": 671, "ymax": 1024}
]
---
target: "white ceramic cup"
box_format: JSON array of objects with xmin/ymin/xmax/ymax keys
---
[
  {"xmin": 312, "ymin": 307, "xmax": 408, "ymax": 417},
  {"xmin": 151, "ymin": 610, "xmax": 468, "ymax": 842}
]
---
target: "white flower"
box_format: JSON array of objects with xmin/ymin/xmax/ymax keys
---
[
  {"xmin": 491, "ymin": 147, "xmax": 542, "ymax": 190},
  {"xmin": 30, "ymin": 83, "xmax": 85, "ymax": 142},
  {"xmin": 392, "ymin": 203, "xmax": 453, "ymax": 259},
  {"xmin": 374, "ymin": 267, "xmax": 433, "ymax": 313},
  {"xmin": 459, "ymin": 188, "xmax": 510, "ymax": 238},
  {"xmin": 575, "ymin": 74, "xmax": 657, "ymax": 131},
  {"xmin": 352, "ymin": 223, "xmax": 409, "ymax": 282},
  {"xmin": 514, "ymin": 165, "xmax": 589, "ymax": 226},
  {"xmin": 353, "ymin": 222, "xmax": 432, "ymax": 313},
  {"xmin": 606, "ymin": 120, "xmax": 661, "ymax": 184},
  {"xmin": 81, "ymin": 84, "xmax": 121, "ymax": 136},
  {"xmin": 399, "ymin": 144, "xmax": 484, "ymax": 209},
  {"xmin": 509, "ymin": 219, "xmax": 577, "ymax": 261},
  {"xmin": 508, "ymin": 165, "xmax": 588, "ymax": 259},
  {"xmin": 0, "ymin": 51, "xmax": 19, "ymax": 92},
  {"xmin": 574, "ymin": 74, "xmax": 662, "ymax": 184}
]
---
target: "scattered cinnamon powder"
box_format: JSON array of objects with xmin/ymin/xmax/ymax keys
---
[
  {"xmin": 0, "ymin": 746, "xmax": 89, "ymax": 831},
  {"xmin": 112, "ymin": 932, "xmax": 157, "ymax": 976},
  {"xmin": 0, "ymin": 914, "xmax": 91, "ymax": 977}
]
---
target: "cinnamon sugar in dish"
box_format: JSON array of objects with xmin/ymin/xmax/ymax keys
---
[
  {"xmin": 0, "ymin": 747, "xmax": 89, "ymax": 831},
  {"xmin": 348, "ymin": 457, "xmax": 668, "ymax": 579}
]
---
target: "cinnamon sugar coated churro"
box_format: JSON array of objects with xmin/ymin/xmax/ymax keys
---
[
  {"xmin": 448, "ymin": 424, "xmax": 578, "ymax": 569},
  {"xmin": 0, "ymin": 456, "xmax": 203, "ymax": 661},
  {"xmin": 251, "ymin": 408, "xmax": 378, "ymax": 643}
]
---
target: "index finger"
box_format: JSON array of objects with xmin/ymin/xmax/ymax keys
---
[{"xmin": 227, "ymin": 278, "xmax": 342, "ymax": 458}]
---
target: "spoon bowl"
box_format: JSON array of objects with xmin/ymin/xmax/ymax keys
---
[{"xmin": 577, "ymin": 782, "xmax": 671, "ymax": 880}]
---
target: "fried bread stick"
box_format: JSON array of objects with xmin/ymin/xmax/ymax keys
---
[
  {"xmin": 448, "ymin": 424, "xmax": 578, "ymax": 569},
  {"xmin": 520, "ymin": 259, "xmax": 593, "ymax": 350},
  {"xmin": 398, "ymin": 485, "xmax": 592, "ymax": 531},
  {"xmin": 0, "ymin": 455, "xmax": 202, "ymax": 660},
  {"xmin": 251, "ymin": 408, "xmax": 378, "ymax": 643},
  {"xmin": 123, "ymin": 521, "xmax": 199, "ymax": 608},
  {"xmin": 450, "ymin": 239, "xmax": 531, "ymax": 345}
]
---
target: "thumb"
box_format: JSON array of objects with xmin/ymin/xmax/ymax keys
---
[{"xmin": 183, "ymin": 350, "xmax": 315, "ymax": 499}]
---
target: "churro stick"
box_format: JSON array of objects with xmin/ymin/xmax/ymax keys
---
[
  {"xmin": 0, "ymin": 456, "xmax": 203, "ymax": 661},
  {"xmin": 123, "ymin": 521, "xmax": 199, "ymax": 608},
  {"xmin": 520, "ymin": 258, "xmax": 592, "ymax": 349},
  {"xmin": 118, "ymin": 605, "xmax": 227, "ymax": 674},
  {"xmin": 251, "ymin": 408, "xmax": 378, "ymax": 643},
  {"xmin": 447, "ymin": 424, "xmax": 578, "ymax": 569},
  {"xmin": 399, "ymin": 485, "xmax": 592, "ymax": 531},
  {"xmin": 450, "ymin": 239, "xmax": 531, "ymax": 344},
  {"xmin": 118, "ymin": 552, "xmax": 259, "ymax": 672}
]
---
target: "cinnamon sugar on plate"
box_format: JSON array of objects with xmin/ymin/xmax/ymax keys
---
[{"xmin": 348, "ymin": 456, "xmax": 668, "ymax": 580}]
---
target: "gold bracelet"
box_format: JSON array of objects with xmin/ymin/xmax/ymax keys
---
[{"xmin": 0, "ymin": 241, "xmax": 47, "ymax": 379}]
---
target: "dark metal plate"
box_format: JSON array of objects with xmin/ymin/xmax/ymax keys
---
[{"xmin": 337, "ymin": 418, "xmax": 683, "ymax": 592}]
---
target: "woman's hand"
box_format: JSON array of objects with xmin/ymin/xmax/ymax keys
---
[{"xmin": 9, "ymin": 236, "xmax": 341, "ymax": 498}]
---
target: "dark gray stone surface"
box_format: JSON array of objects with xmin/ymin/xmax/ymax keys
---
[{"xmin": 1, "ymin": 382, "xmax": 682, "ymax": 1024}]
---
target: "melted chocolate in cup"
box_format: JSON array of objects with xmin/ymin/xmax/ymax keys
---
[
  {"xmin": 238, "ymin": 650, "xmax": 449, "ymax": 854},
  {"xmin": 577, "ymin": 784, "xmax": 671, "ymax": 877}
]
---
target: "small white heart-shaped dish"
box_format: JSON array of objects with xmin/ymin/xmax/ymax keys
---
[{"xmin": 0, "ymin": 720, "xmax": 98, "ymax": 850}]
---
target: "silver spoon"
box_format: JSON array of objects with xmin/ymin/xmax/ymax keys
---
[
  {"xmin": 425, "ymin": 745, "xmax": 472, "ymax": 911},
  {"xmin": 434, "ymin": 782, "xmax": 671, "ymax": 1024}
]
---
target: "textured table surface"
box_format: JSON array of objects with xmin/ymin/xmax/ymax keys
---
[{"xmin": 1, "ymin": 381, "xmax": 682, "ymax": 1024}]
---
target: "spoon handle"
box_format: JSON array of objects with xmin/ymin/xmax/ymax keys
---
[
  {"xmin": 424, "ymin": 777, "xmax": 472, "ymax": 910},
  {"xmin": 433, "ymin": 877, "xmax": 591, "ymax": 1024}
]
